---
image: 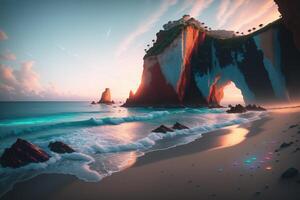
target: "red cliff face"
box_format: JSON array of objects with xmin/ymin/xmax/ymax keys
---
[
  {"xmin": 124, "ymin": 24, "xmax": 206, "ymax": 107},
  {"xmin": 207, "ymin": 76, "xmax": 231, "ymax": 107},
  {"xmin": 99, "ymin": 88, "xmax": 113, "ymax": 104},
  {"xmin": 125, "ymin": 57, "xmax": 180, "ymax": 107},
  {"xmin": 177, "ymin": 26, "xmax": 205, "ymax": 101}
]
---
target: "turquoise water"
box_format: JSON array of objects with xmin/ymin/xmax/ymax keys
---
[{"xmin": 0, "ymin": 101, "xmax": 265, "ymax": 196}]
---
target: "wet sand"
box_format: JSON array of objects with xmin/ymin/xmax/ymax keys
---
[{"xmin": 2, "ymin": 107, "xmax": 300, "ymax": 200}]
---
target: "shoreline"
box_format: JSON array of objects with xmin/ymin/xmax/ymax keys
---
[{"xmin": 2, "ymin": 108, "xmax": 300, "ymax": 200}]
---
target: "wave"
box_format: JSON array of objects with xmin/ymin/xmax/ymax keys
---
[
  {"xmin": 92, "ymin": 112, "xmax": 263, "ymax": 154},
  {"xmin": 1, "ymin": 111, "xmax": 173, "ymax": 139},
  {"xmin": 0, "ymin": 152, "xmax": 102, "ymax": 197},
  {"xmin": 185, "ymin": 108, "xmax": 226, "ymax": 114},
  {"xmin": 0, "ymin": 110, "xmax": 111, "ymax": 126},
  {"xmin": 0, "ymin": 110, "xmax": 265, "ymax": 197}
]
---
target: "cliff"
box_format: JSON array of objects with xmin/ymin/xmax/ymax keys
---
[
  {"xmin": 274, "ymin": 0, "xmax": 300, "ymax": 50},
  {"xmin": 124, "ymin": 16, "xmax": 300, "ymax": 107}
]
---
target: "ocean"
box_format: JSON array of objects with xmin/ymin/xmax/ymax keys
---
[{"xmin": 0, "ymin": 101, "xmax": 265, "ymax": 196}]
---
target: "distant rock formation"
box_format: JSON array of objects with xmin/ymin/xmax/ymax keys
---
[
  {"xmin": 48, "ymin": 141, "xmax": 75, "ymax": 154},
  {"xmin": 226, "ymin": 104, "xmax": 247, "ymax": 113},
  {"xmin": 0, "ymin": 138, "xmax": 50, "ymax": 168},
  {"xmin": 226, "ymin": 104, "xmax": 266, "ymax": 113},
  {"xmin": 123, "ymin": 15, "xmax": 300, "ymax": 107},
  {"xmin": 129, "ymin": 90, "xmax": 134, "ymax": 99},
  {"xmin": 91, "ymin": 101, "xmax": 97, "ymax": 105},
  {"xmin": 98, "ymin": 88, "xmax": 114, "ymax": 104}
]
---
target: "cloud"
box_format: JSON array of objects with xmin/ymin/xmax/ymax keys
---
[
  {"xmin": 216, "ymin": 0, "xmax": 231, "ymax": 22},
  {"xmin": 0, "ymin": 62, "xmax": 41, "ymax": 100},
  {"xmin": 0, "ymin": 52, "xmax": 17, "ymax": 61},
  {"xmin": 235, "ymin": 2, "xmax": 279, "ymax": 31},
  {"xmin": 216, "ymin": 0, "xmax": 246, "ymax": 28},
  {"xmin": 230, "ymin": 0, "xmax": 276, "ymax": 30},
  {"xmin": 189, "ymin": 0, "xmax": 214, "ymax": 18},
  {"xmin": 175, "ymin": 0, "xmax": 194, "ymax": 15},
  {"xmin": 115, "ymin": 0, "xmax": 177, "ymax": 57},
  {"xmin": 218, "ymin": 0, "xmax": 279, "ymax": 32},
  {"xmin": 0, "ymin": 61, "xmax": 84, "ymax": 101},
  {"xmin": 0, "ymin": 30, "xmax": 8, "ymax": 40}
]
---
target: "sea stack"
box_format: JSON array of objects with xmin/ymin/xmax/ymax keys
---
[{"xmin": 99, "ymin": 88, "xmax": 114, "ymax": 104}]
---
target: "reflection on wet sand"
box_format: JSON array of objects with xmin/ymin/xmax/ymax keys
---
[{"xmin": 211, "ymin": 125, "xmax": 249, "ymax": 150}]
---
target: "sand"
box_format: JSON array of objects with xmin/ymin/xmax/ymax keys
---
[{"xmin": 1, "ymin": 107, "xmax": 300, "ymax": 200}]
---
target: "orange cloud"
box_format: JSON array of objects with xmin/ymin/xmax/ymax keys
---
[
  {"xmin": 237, "ymin": 3, "xmax": 279, "ymax": 31},
  {"xmin": 221, "ymin": 0, "xmax": 279, "ymax": 33}
]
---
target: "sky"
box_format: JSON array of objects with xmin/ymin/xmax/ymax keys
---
[{"xmin": 0, "ymin": 0, "xmax": 280, "ymax": 101}]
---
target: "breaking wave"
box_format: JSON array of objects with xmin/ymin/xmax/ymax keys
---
[{"xmin": 1, "ymin": 111, "xmax": 173, "ymax": 139}]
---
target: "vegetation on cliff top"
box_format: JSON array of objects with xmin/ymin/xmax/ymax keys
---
[{"xmin": 144, "ymin": 16, "xmax": 282, "ymax": 59}]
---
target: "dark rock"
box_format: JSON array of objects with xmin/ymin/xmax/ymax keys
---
[
  {"xmin": 48, "ymin": 141, "xmax": 75, "ymax": 154},
  {"xmin": 91, "ymin": 101, "xmax": 97, "ymax": 105},
  {"xmin": 0, "ymin": 138, "xmax": 50, "ymax": 168},
  {"xmin": 151, "ymin": 125, "xmax": 174, "ymax": 133},
  {"xmin": 289, "ymin": 124, "xmax": 298, "ymax": 129},
  {"xmin": 226, "ymin": 104, "xmax": 247, "ymax": 113},
  {"xmin": 172, "ymin": 122, "xmax": 189, "ymax": 130},
  {"xmin": 281, "ymin": 167, "xmax": 299, "ymax": 179},
  {"xmin": 280, "ymin": 142, "xmax": 293, "ymax": 148}
]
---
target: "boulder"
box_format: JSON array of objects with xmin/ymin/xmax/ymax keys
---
[
  {"xmin": 281, "ymin": 167, "xmax": 299, "ymax": 179},
  {"xmin": 152, "ymin": 125, "xmax": 174, "ymax": 133},
  {"xmin": 98, "ymin": 88, "xmax": 114, "ymax": 104},
  {"xmin": 0, "ymin": 138, "xmax": 50, "ymax": 168},
  {"xmin": 48, "ymin": 141, "xmax": 75, "ymax": 154},
  {"xmin": 226, "ymin": 104, "xmax": 247, "ymax": 113},
  {"xmin": 91, "ymin": 101, "xmax": 97, "ymax": 105},
  {"xmin": 172, "ymin": 122, "xmax": 189, "ymax": 130}
]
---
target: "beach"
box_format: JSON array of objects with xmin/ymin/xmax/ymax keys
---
[{"xmin": 1, "ymin": 107, "xmax": 300, "ymax": 200}]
